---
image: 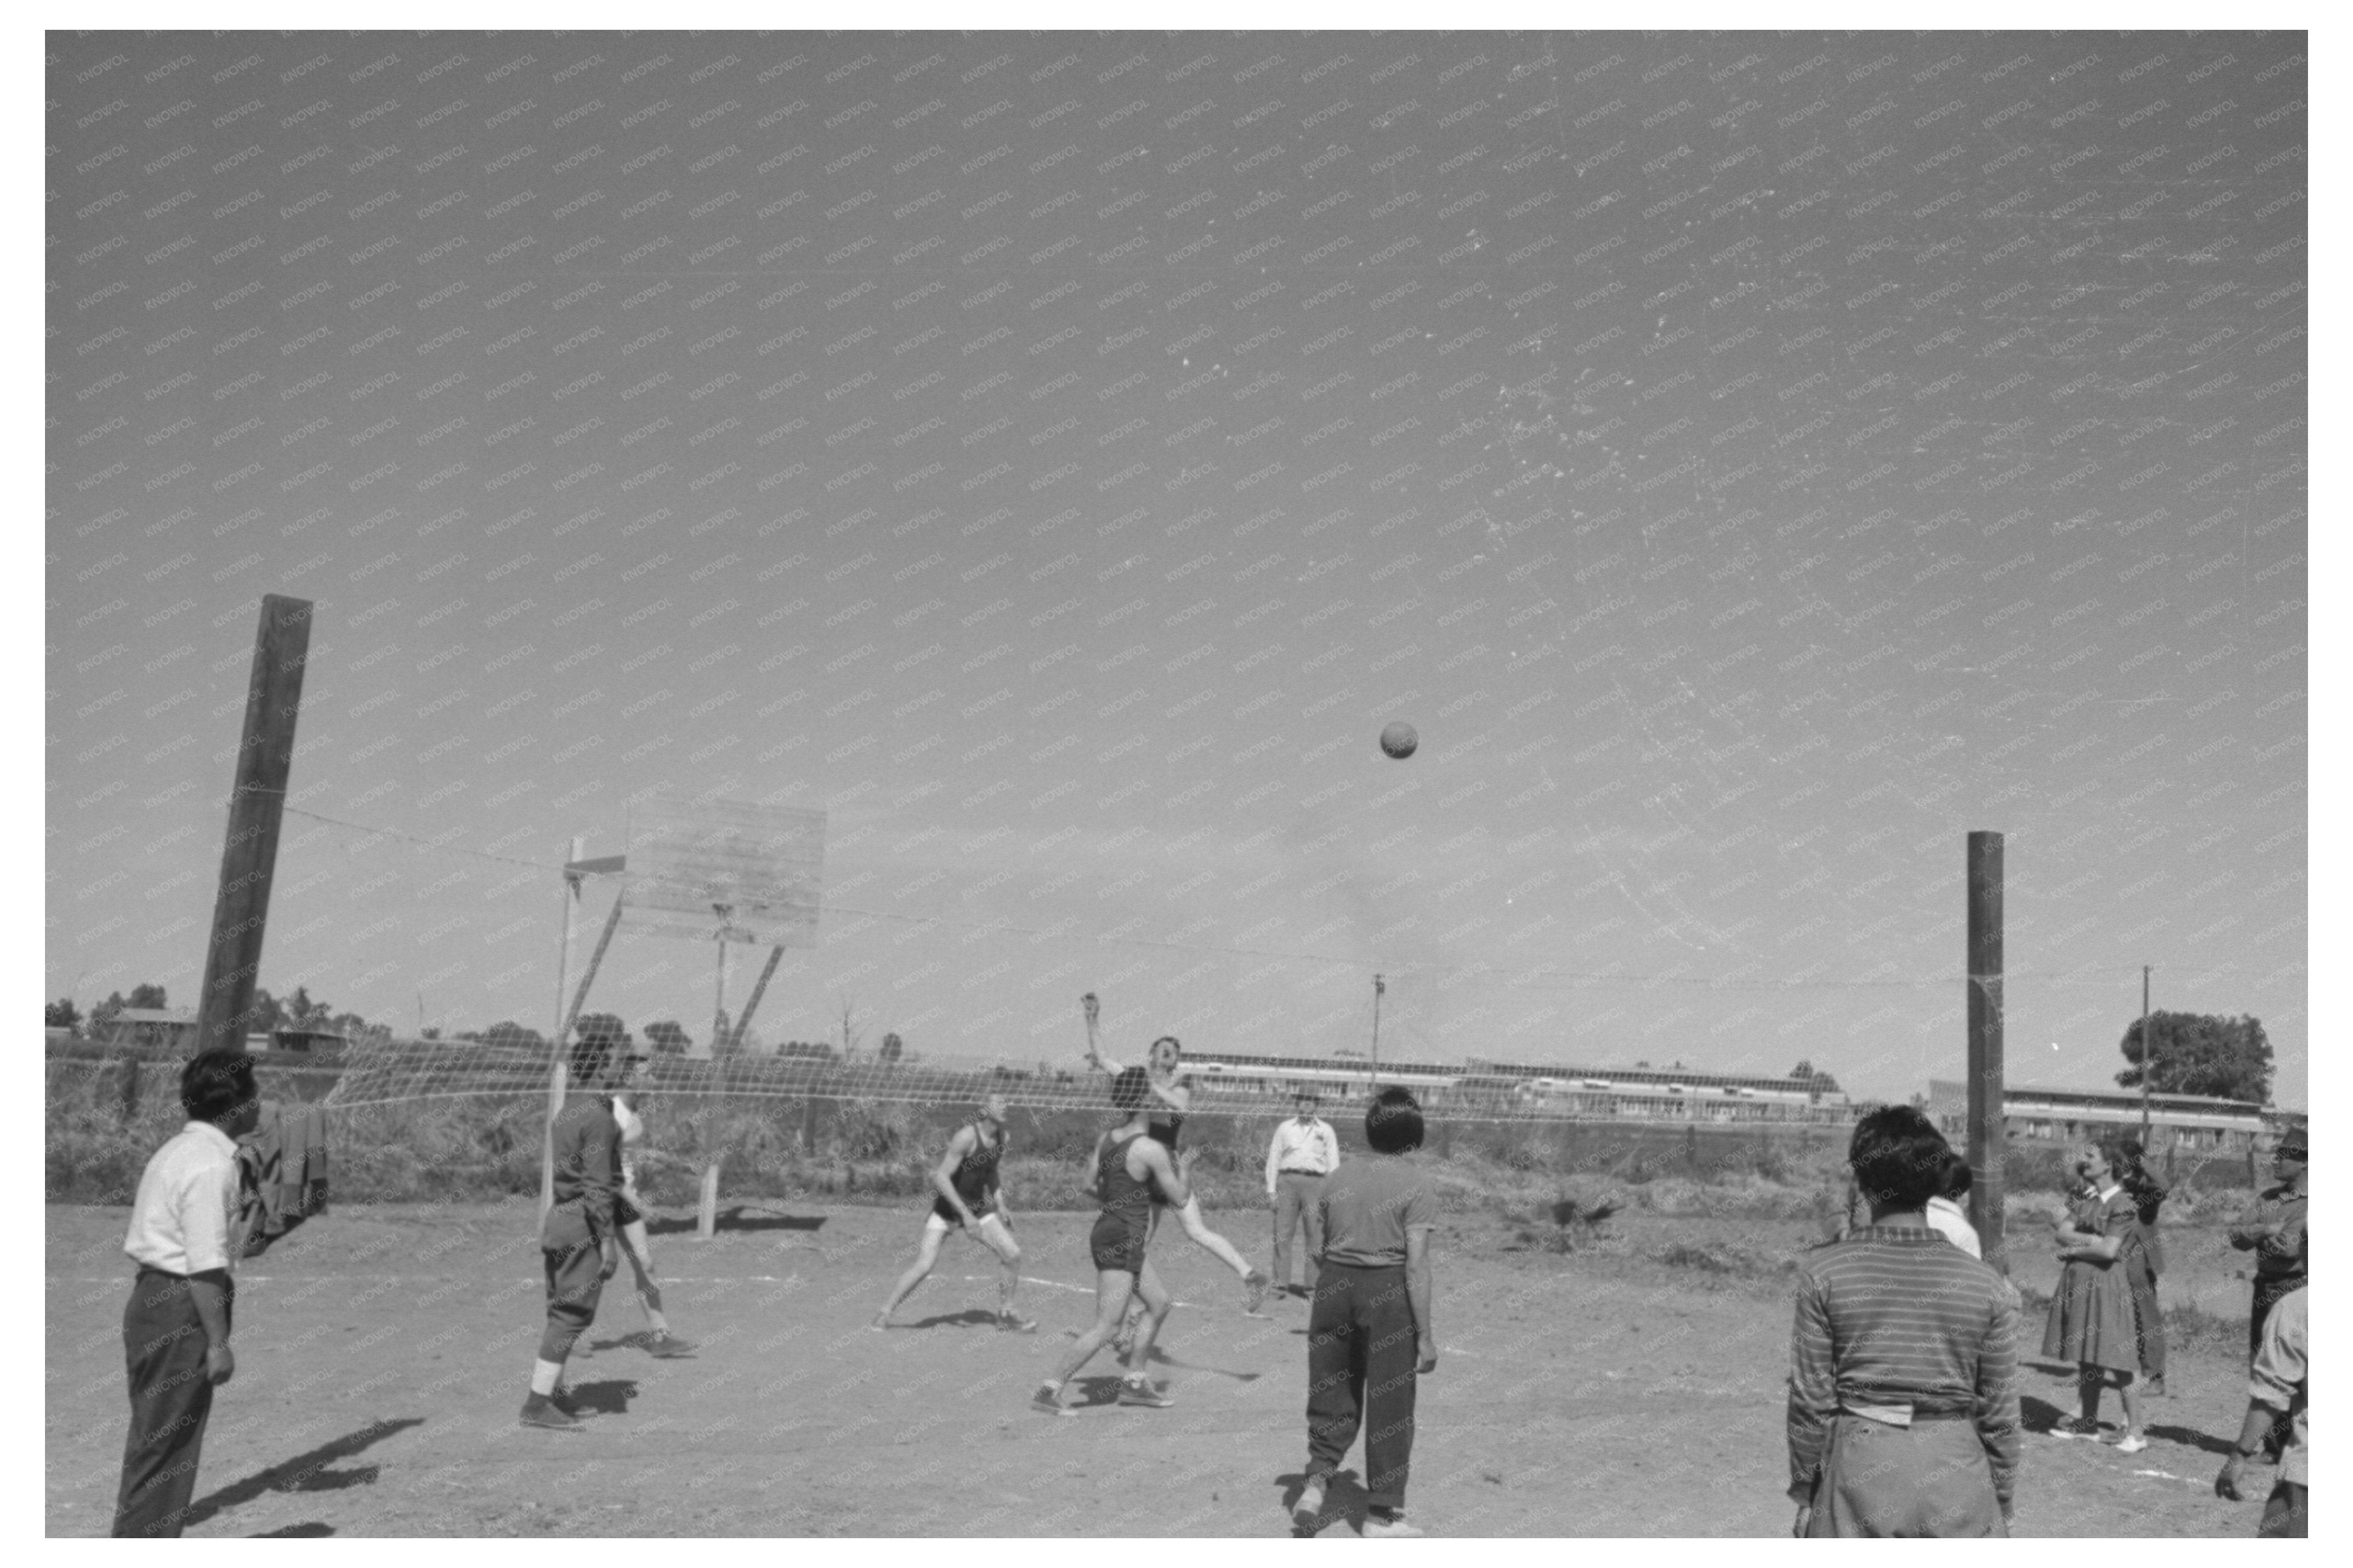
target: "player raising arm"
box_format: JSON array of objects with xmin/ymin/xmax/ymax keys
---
[
  {"xmin": 1082, "ymin": 994, "xmax": 1270, "ymax": 1315},
  {"xmin": 1032, "ymin": 1068, "xmax": 1190, "ymax": 1415},
  {"xmin": 873, "ymin": 1091, "xmax": 1036, "ymax": 1334}
]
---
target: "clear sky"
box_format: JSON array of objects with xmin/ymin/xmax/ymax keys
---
[{"xmin": 46, "ymin": 29, "xmax": 2306, "ymax": 1106}]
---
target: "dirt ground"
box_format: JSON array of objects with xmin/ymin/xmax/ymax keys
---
[{"xmin": 47, "ymin": 1198, "xmax": 2281, "ymax": 1537}]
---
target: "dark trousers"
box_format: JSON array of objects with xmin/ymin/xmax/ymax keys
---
[
  {"xmin": 2125, "ymin": 1253, "xmax": 2165, "ymax": 1381},
  {"xmin": 115, "ymin": 1268, "xmax": 229, "ymax": 1538},
  {"xmin": 539, "ymin": 1240, "xmax": 606, "ymax": 1362},
  {"xmin": 1803, "ymin": 1414, "xmax": 2006, "ymax": 1538},
  {"xmin": 1272, "ymin": 1172, "xmax": 1326, "ymax": 1291},
  {"xmin": 2258, "ymin": 1479, "xmax": 2307, "ymax": 1538},
  {"xmin": 1306, "ymin": 1261, "xmax": 1418, "ymax": 1511}
]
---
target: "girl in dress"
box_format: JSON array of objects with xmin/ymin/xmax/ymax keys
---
[{"xmin": 2042, "ymin": 1143, "xmax": 2145, "ymax": 1451}]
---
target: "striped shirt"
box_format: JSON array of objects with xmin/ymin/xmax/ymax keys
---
[{"xmin": 1787, "ymin": 1224, "xmax": 2022, "ymax": 1507}]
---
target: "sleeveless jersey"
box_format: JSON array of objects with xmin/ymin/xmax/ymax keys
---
[
  {"xmin": 948, "ymin": 1122, "xmax": 1006, "ymax": 1209},
  {"xmin": 1097, "ymin": 1131, "xmax": 1158, "ymax": 1231}
]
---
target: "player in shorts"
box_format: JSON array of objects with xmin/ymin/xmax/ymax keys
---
[
  {"xmin": 1083, "ymin": 1000, "xmax": 1270, "ymax": 1327},
  {"xmin": 1031, "ymin": 1068, "xmax": 1190, "ymax": 1415},
  {"xmin": 583, "ymin": 1050, "xmax": 697, "ymax": 1358},
  {"xmin": 873, "ymin": 1092, "xmax": 1036, "ymax": 1333}
]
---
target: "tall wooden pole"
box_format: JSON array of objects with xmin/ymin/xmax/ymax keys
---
[
  {"xmin": 195, "ymin": 596, "xmax": 313, "ymax": 1055},
  {"xmin": 2139, "ymin": 965, "xmax": 2153, "ymax": 1139},
  {"xmin": 1966, "ymin": 831, "xmax": 2006, "ymax": 1272},
  {"xmin": 540, "ymin": 836, "xmax": 584, "ymax": 1220},
  {"xmin": 1370, "ymin": 973, "xmax": 1384, "ymax": 1088}
]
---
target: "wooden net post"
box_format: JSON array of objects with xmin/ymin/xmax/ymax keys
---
[{"xmin": 194, "ymin": 595, "xmax": 313, "ymax": 1057}]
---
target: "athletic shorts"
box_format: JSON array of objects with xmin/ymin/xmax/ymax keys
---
[
  {"xmin": 931, "ymin": 1195, "xmax": 997, "ymax": 1228},
  {"xmin": 1090, "ymin": 1212, "xmax": 1149, "ymax": 1275},
  {"xmin": 617, "ymin": 1190, "xmax": 645, "ymax": 1228}
]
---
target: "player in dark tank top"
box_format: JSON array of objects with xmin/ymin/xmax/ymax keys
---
[
  {"xmin": 1031, "ymin": 1068, "xmax": 1191, "ymax": 1415},
  {"xmin": 873, "ymin": 1092, "xmax": 1034, "ymax": 1334},
  {"xmin": 1082, "ymin": 1014, "xmax": 1270, "ymax": 1324}
]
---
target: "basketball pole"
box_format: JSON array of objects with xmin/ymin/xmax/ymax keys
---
[
  {"xmin": 699, "ymin": 904, "xmax": 733, "ymax": 1241},
  {"xmin": 539, "ymin": 835, "xmax": 584, "ymax": 1221},
  {"xmin": 1966, "ymin": 831, "xmax": 2006, "ymax": 1273},
  {"xmin": 731, "ymin": 946, "xmax": 786, "ymax": 1052}
]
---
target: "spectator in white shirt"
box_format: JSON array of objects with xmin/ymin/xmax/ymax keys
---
[
  {"xmin": 1924, "ymin": 1148, "xmax": 1983, "ymax": 1259},
  {"xmin": 1266, "ymin": 1088, "xmax": 1340, "ymax": 1299},
  {"xmin": 114, "ymin": 1049, "xmax": 262, "ymax": 1536}
]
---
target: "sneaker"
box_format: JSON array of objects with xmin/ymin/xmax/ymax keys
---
[
  {"xmin": 1117, "ymin": 1376, "xmax": 1174, "ymax": 1409},
  {"xmin": 870, "ymin": 1314, "xmax": 890, "ymax": 1332},
  {"xmin": 645, "ymin": 1330, "xmax": 697, "ymax": 1358},
  {"xmin": 1030, "ymin": 1383, "xmax": 1072, "ymax": 1417},
  {"xmin": 1243, "ymin": 1268, "xmax": 1270, "ymax": 1314},
  {"xmin": 1291, "ymin": 1477, "xmax": 1328, "ymax": 1535},
  {"xmin": 2055, "ymin": 1417, "xmax": 2102, "ymax": 1439},
  {"xmin": 520, "ymin": 1393, "xmax": 582, "ymax": 1431},
  {"xmin": 2145, "ymin": 1375, "xmax": 2169, "ymax": 1399},
  {"xmin": 2112, "ymin": 1432, "xmax": 2149, "ymax": 1455},
  {"xmin": 1362, "ymin": 1513, "xmax": 1425, "ymax": 1539},
  {"xmin": 997, "ymin": 1311, "xmax": 1039, "ymax": 1335}
]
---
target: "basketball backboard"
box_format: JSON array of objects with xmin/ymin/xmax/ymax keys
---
[{"xmin": 622, "ymin": 796, "xmax": 825, "ymax": 948}]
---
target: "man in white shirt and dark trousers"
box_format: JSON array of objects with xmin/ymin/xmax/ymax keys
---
[
  {"xmin": 1266, "ymin": 1088, "xmax": 1339, "ymax": 1299},
  {"xmin": 114, "ymin": 1049, "xmax": 262, "ymax": 1537}
]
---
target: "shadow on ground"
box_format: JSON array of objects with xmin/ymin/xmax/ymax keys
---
[
  {"xmin": 563, "ymin": 1379, "xmax": 640, "ymax": 1417},
  {"xmin": 181, "ymin": 1417, "xmax": 423, "ymax": 1529},
  {"xmin": 644, "ymin": 1207, "xmax": 825, "ymax": 1236},
  {"xmin": 2147, "ymin": 1423, "xmax": 2235, "ymax": 1457},
  {"xmin": 1278, "ymin": 1468, "xmax": 1370, "ymax": 1538}
]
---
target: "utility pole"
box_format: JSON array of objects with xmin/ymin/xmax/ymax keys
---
[
  {"xmin": 2139, "ymin": 965, "xmax": 2153, "ymax": 1139},
  {"xmin": 1370, "ymin": 973, "xmax": 1384, "ymax": 1087},
  {"xmin": 1966, "ymin": 832, "xmax": 2006, "ymax": 1273}
]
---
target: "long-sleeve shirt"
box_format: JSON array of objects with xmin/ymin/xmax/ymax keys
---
[
  {"xmin": 1266, "ymin": 1116, "xmax": 1340, "ymax": 1194},
  {"xmin": 542, "ymin": 1093, "xmax": 622, "ymax": 1251},
  {"xmin": 1787, "ymin": 1225, "xmax": 2022, "ymax": 1507},
  {"xmin": 2247, "ymin": 1287, "xmax": 2307, "ymax": 1487}
]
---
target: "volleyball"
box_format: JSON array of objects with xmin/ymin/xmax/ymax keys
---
[{"xmin": 1379, "ymin": 721, "xmax": 1418, "ymax": 759}]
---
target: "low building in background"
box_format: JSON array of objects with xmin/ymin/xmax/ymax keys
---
[{"xmin": 1922, "ymin": 1079, "xmax": 2298, "ymax": 1156}]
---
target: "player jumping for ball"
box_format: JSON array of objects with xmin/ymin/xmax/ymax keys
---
[
  {"xmin": 1083, "ymin": 994, "xmax": 1270, "ymax": 1323},
  {"xmin": 1032, "ymin": 1067, "xmax": 1190, "ymax": 1414},
  {"xmin": 873, "ymin": 1091, "xmax": 1036, "ymax": 1334}
]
